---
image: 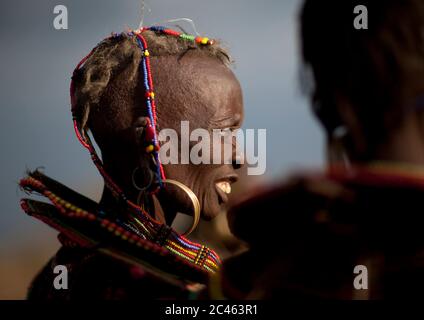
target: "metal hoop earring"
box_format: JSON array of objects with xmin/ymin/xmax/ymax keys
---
[
  {"xmin": 132, "ymin": 166, "xmax": 154, "ymax": 192},
  {"xmin": 132, "ymin": 167, "xmax": 155, "ymax": 211},
  {"xmin": 162, "ymin": 179, "xmax": 200, "ymax": 236}
]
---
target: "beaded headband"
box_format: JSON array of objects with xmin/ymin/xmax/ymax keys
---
[{"xmin": 69, "ymin": 26, "xmax": 220, "ymax": 273}]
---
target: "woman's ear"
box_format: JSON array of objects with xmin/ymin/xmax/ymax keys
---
[
  {"xmin": 131, "ymin": 116, "xmax": 155, "ymax": 175},
  {"xmin": 131, "ymin": 116, "xmax": 159, "ymax": 184},
  {"xmin": 132, "ymin": 116, "xmax": 151, "ymax": 147},
  {"xmin": 130, "ymin": 116, "xmax": 159, "ymax": 204}
]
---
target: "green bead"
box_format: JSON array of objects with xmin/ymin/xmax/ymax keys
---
[{"xmin": 180, "ymin": 34, "xmax": 195, "ymax": 41}]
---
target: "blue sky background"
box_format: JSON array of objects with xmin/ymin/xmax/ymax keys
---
[{"xmin": 0, "ymin": 0, "xmax": 323, "ymax": 263}]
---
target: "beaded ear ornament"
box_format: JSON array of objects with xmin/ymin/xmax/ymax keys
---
[{"xmin": 69, "ymin": 26, "xmax": 220, "ymax": 274}]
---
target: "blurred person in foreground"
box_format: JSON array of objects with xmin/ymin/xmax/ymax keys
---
[{"xmin": 214, "ymin": 0, "xmax": 424, "ymax": 299}]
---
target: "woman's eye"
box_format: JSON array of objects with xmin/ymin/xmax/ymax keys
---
[{"xmin": 218, "ymin": 128, "xmax": 232, "ymax": 136}]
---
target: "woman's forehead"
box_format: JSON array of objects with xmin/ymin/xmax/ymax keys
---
[{"xmin": 150, "ymin": 53, "xmax": 243, "ymax": 126}]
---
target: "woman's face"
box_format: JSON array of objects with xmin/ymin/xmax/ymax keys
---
[{"xmin": 153, "ymin": 53, "xmax": 244, "ymax": 220}]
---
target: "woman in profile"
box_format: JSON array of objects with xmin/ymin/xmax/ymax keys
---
[
  {"xmin": 218, "ymin": 0, "xmax": 424, "ymax": 299},
  {"xmin": 20, "ymin": 27, "xmax": 244, "ymax": 299}
]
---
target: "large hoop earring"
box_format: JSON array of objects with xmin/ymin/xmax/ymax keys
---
[{"xmin": 162, "ymin": 179, "xmax": 200, "ymax": 236}]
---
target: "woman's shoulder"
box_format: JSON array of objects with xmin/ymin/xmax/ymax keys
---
[
  {"xmin": 228, "ymin": 165, "xmax": 424, "ymax": 246},
  {"xmin": 228, "ymin": 170, "xmax": 356, "ymax": 245}
]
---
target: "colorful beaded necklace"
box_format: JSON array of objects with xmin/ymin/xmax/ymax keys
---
[{"xmin": 69, "ymin": 26, "xmax": 220, "ymax": 274}]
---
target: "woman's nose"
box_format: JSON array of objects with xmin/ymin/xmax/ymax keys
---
[{"xmin": 232, "ymin": 152, "xmax": 244, "ymax": 170}]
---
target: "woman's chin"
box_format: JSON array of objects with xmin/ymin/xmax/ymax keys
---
[{"xmin": 200, "ymin": 194, "xmax": 226, "ymax": 221}]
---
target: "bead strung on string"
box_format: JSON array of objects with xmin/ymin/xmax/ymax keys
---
[{"xmin": 139, "ymin": 25, "xmax": 214, "ymax": 45}]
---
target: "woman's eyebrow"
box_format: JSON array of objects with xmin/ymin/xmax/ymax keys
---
[{"xmin": 210, "ymin": 113, "xmax": 242, "ymax": 127}]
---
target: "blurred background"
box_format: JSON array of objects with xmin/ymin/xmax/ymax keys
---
[{"xmin": 0, "ymin": 0, "xmax": 323, "ymax": 299}]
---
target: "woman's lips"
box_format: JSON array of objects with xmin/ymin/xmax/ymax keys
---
[{"xmin": 216, "ymin": 181, "xmax": 232, "ymax": 194}]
